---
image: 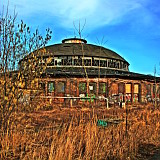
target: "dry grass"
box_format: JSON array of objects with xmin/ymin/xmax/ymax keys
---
[{"xmin": 0, "ymin": 105, "xmax": 160, "ymax": 160}]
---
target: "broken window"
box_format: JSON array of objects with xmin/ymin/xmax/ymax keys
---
[
  {"xmin": 67, "ymin": 56, "xmax": 72, "ymax": 65},
  {"xmin": 115, "ymin": 61, "xmax": 120, "ymax": 69},
  {"xmin": 99, "ymin": 82, "xmax": 106, "ymax": 94},
  {"xmin": 57, "ymin": 82, "xmax": 65, "ymax": 93},
  {"xmin": 120, "ymin": 62, "xmax": 123, "ymax": 69},
  {"xmin": 146, "ymin": 84, "xmax": 152, "ymax": 102},
  {"xmin": 92, "ymin": 58, "xmax": 99, "ymax": 66},
  {"xmin": 63, "ymin": 56, "xmax": 72, "ymax": 66},
  {"xmin": 79, "ymin": 82, "xmax": 87, "ymax": 94},
  {"xmin": 83, "ymin": 58, "xmax": 91, "ymax": 66},
  {"xmin": 72, "ymin": 56, "xmax": 78, "ymax": 65},
  {"xmin": 108, "ymin": 59, "xmax": 114, "ymax": 68},
  {"xmin": 89, "ymin": 82, "xmax": 97, "ymax": 94},
  {"xmin": 39, "ymin": 81, "xmax": 45, "ymax": 91},
  {"xmin": 100, "ymin": 59, "xmax": 107, "ymax": 67},
  {"xmin": 48, "ymin": 82, "xmax": 55, "ymax": 93},
  {"xmin": 54, "ymin": 57, "xmax": 62, "ymax": 66},
  {"xmin": 47, "ymin": 58, "xmax": 54, "ymax": 66},
  {"xmin": 74, "ymin": 59, "xmax": 79, "ymax": 65},
  {"xmin": 74, "ymin": 57, "xmax": 82, "ymax": 66},
  {"xmin": 123, "ymin": 63, "xmax": 127, "ymax": 70}
]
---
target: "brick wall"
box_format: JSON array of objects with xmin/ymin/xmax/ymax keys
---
[{"xmin": 34, "ymin": 77, "xmax": 160, "ymax": 106}]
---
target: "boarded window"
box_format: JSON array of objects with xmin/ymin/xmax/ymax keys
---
[
  {"xmin": 79, "ymin": 82, "xmax": 87, "ymax": 94},
  {"xmin": 125, "ymin": 83, "xmax": 132, "ymax": 102},
  {"xmin": 111, "ymin": 83, "xmax": 118, "ymax": 95},
  {"xmin": 118, "ymin": 83, "xmax": 124, "ymax": 94},
  {"xmin": 118, "ymin": 83, "xmax": 124, "ymax": 102},
  {"xmin": 57, "ymin": 82, "xmax": 65, "ymax": 93},
  {"xmin": 134, "ymin": 84, "xmax": 139, "ymax": 93},
  {"xmin": 133, "ymin": 84, "xmax": 140, "ymax": 102},
  {"xmin": 99, "ymin": 82, "xmax": 106, "ymax": 94},
  {"xmin": 125, "ymin": 84, "xmax": 131, "ymax": 93},
  {"xmin": 89, "ymin": 82, "xmax": 97, "ymax": 94},
  {"xmin": 48, "ymin": 82, "xmax": 54, "ymax": 93},
  {"xmin": 147, "ymin": 84, "xmax": 151, "ymax": 95}
]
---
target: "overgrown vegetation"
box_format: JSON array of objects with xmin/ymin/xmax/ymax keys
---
[
  {"xmin": 0, "ymin": 105, "xmax": 160, "ymax": 159},
  {"xmin": 1, "ymin": 6, "xmax": 160, "ymax": 160}
]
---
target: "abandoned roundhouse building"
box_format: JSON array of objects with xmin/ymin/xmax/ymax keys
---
[{"xmin": 19, "ymin": 38, "xmax": 160, "ymax": 107}]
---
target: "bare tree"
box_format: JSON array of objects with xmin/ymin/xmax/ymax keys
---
[{"xmin": 0, "ymin": 6, "xmax": 52, "ymax": 133}]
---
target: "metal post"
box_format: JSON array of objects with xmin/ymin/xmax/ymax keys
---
[
  {"xmin": 106, "ymin": 98, "xmax": 109, "ymax": 109},
  {"xmin": 70, "ymin": 98, "xmax": 73, "ymax": 107}
]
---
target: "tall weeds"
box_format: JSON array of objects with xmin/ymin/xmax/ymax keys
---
[{"xmin": 0, "ymin": 106, "xmax": 160, "ymax": 159}]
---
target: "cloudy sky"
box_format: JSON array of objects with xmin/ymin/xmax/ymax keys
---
[{"xmin": 1, "ymin": 0, "xmax": 160, "ymax": 75}]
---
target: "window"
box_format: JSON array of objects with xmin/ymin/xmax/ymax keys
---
[
  {"xmin": 54, "ymin": 57, "xmax": 62, "ymax": 66},
  {"xmin": 134, "ymin": 84, "xmax": 139, "ymax": 94},
  {"xmin": 48, "ymin": 82, "xmax": 54, "ymax": 93},
  {"xmin": 133, "ymin": 84, "xmax": 139, "ymax": 102},
  {"xmin": 123, "ymin": 63, "xmax": 127, "ymax": 70},
  {"xmin": 47, "ymin": 58, "xmax": 54, "ymax": 66},
  {"xmin": 57, "ymin": 82, "xmax": 65, "ymax": 93},
  {"xmin": 125, "ymin": 83, "xmax": 131, "ymax": 93},
  {"xmin": 100, "ymin": 60, "xmax": 107, "ymax": 67},
  {"xmin": 147, "ymin": 84, "xmax": 151, "ymax": 95},
  {"xmin": 115, "ymin": 61, "xmax": 120, "ymax": 69},
  {"xmin": 67, "ymin": 56, "xmax": 72, "ymax": 65},
  {"xmin": 74, "ymin": 57, "xmax": 82, "ymax": 66},
  {"xmin": 99, "ymin": 82, "xmax": 106, "ymax": 94},
  {"xmin": 79, "ymin": 82, "xmax": 87, "ymax": 94},
  {"xmin": 118, "ymin": 83, "xmax": 124, "ymax": 94},
  {"xmin": 120, "ymin": 62, "xmax": 123, "ymax": 69},
  {"xmin": 72, "ymin": 56, "xmax": 78, "ymax": 65},
  {"xmin": 89, "ymin": 82, "xmax": 97, "ymax": 94},
  {"xmin": 153, "ymin": 85, "xmax": 156, "ymax": 94},
  {"xmin": 39, "ymin": 81, "xmax": 45, "ymax": 91},
  {"xmin": 108, "ymin": 59, "xmax": 114, "ymax": 68},
  {"xmin": 83, "ymin": 59, "xmax": 91, "ymax": 66},
  {"xmin": 92, "ymin": 58, "xmax": 99, "ymax": 66},
  {"xmin": 125, "ymin": 83, "xmax": 132, "ymax": 102}
]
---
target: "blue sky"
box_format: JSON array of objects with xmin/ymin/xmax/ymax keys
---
[{"xmin": 1, "ymin": 0, "xmax": 160, "ymax": 75}]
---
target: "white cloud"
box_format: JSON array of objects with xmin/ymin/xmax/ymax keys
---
[{"xmin": 1, "ymin": 0, "xmax": 145, "ymax": 30}]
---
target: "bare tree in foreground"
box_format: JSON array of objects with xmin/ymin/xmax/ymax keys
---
[{"xmin": 0, "ymin": 7, "xmax": 52, "ymax": 133}]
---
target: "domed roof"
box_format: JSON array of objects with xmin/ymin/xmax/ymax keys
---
[{"xmin": 44, "ymin": 38, "xmax": 129, "ymax": 64}]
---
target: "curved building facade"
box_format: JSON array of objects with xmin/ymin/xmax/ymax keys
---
[{"xmin": 19, "ymin": 38, "xmax": 160, "ymax": 107}]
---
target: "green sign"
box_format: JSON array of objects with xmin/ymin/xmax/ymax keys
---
[{"xmin": 97, "ymin": 120, "xmax": 107, "ymax": 127}]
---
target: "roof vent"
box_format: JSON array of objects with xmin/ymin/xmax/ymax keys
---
[{"xmin": 62, "ymin": 38, "xmax": 87, "ymax": 44}]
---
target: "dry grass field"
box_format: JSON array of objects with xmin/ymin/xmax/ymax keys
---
[{"xmin": 0, "ymin": 104, "xmax": 160, "ymax": 160}]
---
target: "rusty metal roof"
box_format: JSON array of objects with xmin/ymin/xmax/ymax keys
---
[
  {"xmin": 44, "ymin": 67, "xmax": 160, "ymax": 82},
  {"xmin": 44, "ymin": 43, "xmax": 129, "ymax": 64}
]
